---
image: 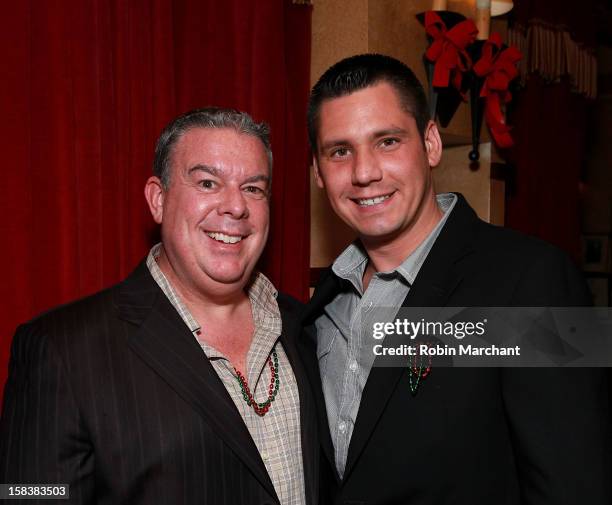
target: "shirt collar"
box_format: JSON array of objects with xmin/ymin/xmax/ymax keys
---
[
  {"xmin": 331, "ymin": 193, "xmax": 457, "ymax": 292},
  {"xmin": 147, "ymin": 243, "xmax": 201, "ymax": 334},
  {"xmin": 146, "ymin": 242, "xmax": 281, "ymax": 358}
]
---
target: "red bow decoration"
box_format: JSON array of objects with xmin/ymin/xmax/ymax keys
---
[
  {"xmin": 424, "ymin": 11, "xmax": 478, "ymax": 94},
  {"xmin": 473, "ymin": 32, "xmax": 522, "ymax": 148}
]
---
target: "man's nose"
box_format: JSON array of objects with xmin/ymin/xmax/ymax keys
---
[
  {"xmin": 351, "ymin": 149, "xmax": 383, "ymax": 186},
  {"xmin": 217, "ymin": 187, "xmax": 249, "ymax": 219}
]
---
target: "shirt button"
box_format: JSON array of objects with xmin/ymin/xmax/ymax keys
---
[
  {"xmin": 349, "ymin": 361, "xmax": 358, "ymax": 372},
  {"xmin": 261, "ymin": 451, "xmax": 269, "ymax": 461},
  {"xmin": 338, "ymin": 421, "xmax": 347, "ymax": 433}
]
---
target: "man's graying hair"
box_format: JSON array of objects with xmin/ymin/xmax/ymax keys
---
[{"xmin": 153, "ymin": 107, "xmax": 273, "ymax": 188}]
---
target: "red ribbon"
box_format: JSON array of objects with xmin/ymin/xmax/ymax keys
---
[
  {"xmin": 473, "ymin": 32, "xmax": 522, "ymax": 148},
  {"xmin": 424, "ymin": 11, "xmax": 478, "ymax": 94}
]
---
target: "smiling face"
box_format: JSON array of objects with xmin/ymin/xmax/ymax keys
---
[
  {"xmin": 313, "ymin": 81, "xmax": 443, "ymax": 255},
  {"xmin": 145, "ymin": 127, "xmax": 270, "ymax": 297}
]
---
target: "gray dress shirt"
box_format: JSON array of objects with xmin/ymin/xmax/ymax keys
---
[{"xmin": 315, "ymin": 193, "xmax": 457, "ymax": 478}]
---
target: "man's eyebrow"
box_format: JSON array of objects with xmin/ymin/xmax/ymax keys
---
[
  {"xmin": 371, "ymin": 127, "xmax": 409, "ymax": 138},
  {"xmin": 319, "ymin": 127, "xmax": 410, "ymax": 152},
  {"xmin": 187, "ymin": 164, "xmax": 220, "ymax": 176},
  {"xmin": 319, "ymin": 138, "xmax": 351, "ymax": 152},
  {"xmin": 187, "ymin": 164, "xmax": 269, "ymax": 185},
  {"xmin": 243, "ymin": 174, "xmax": 270, "ymax": 185}
]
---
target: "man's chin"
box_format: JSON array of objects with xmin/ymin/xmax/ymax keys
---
[
  {"xmin": 208, "ymin": 272, "xmax": 249, "ymax": 286},
  {"xmin": 358, "ymin": 227, "xmax": 403, "ymax": 247},
  {"xmin": 205, "ymin": 265, "xmax": 253, "ymax": 287}
]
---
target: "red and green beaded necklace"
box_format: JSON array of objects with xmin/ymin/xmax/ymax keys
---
[
  {"xmin": 409, "ymin": 342, "xmax": 432, "ymax": 395},
  {"xmin": 234, "ymin": 349, "xmax": 279, "ymax": 417}
]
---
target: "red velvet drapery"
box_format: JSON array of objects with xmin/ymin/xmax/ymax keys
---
[
  {"xmin": 505, "ymin": 0, "xmax": 596, "ymax": 262},
  {"xmin": 511, "ymin": 0, "xmax": 596, "ymax": 47},
  {"xmin": 0, "ymin": 0, "xmax": 311, "ymax": 397},
  {"xmin": 506, "ymin": 76, "xmax": 587, "ymax": 261}
]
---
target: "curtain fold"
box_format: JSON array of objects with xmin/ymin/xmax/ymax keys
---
[
  {"xmin": 506, "ymin": 75, "xmax": 586, "ymax": 261},
  {"xmin": 504, "ymin": 0, "xmax": 595, "ymax": 263},
  {"xmin": 508, "ymin": 0, "xmax": 597, "ymax": 99},
  {"xmin": 0, "ymin": 0, "xmax": 312, "ymax": 397}
]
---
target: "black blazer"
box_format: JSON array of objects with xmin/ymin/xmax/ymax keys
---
[
  {"xmin": 300, "ymin": 194, "xmax": 611, "ymax": 505},
  {"xmin": 0, "ymin": 262, "xmax": 320, "ymax": 505}
]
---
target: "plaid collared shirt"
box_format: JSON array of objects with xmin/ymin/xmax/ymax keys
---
[{"xmin": 147, "ymin": 244, "xmax": 305, "ymax": 505}]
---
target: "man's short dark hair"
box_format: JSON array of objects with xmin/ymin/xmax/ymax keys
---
[
  {"xmin": 307, "ymin": 53, "xmax": 430, "ymax": 153},
  {"xmin": 153, "ymin": 107, "xmax": 272, "ymax": 188}
]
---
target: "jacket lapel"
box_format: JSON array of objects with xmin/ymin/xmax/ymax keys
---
[
  {"xmin": 115, "ymin": 263, "xmax": 278, "ymax": 502},
  {"xmin": 301, "ymin": 268, "xmax": 343, "ymax": 325},
  {"xmin": 342, "ymin": 195, "xmax": 478, "ymax": 480},
  {"xmin": 279, "ymin": 298, "xmax": 320, "ymax": 505},
  {"xmin": 300, "ymin": 269, "xmax": 342, "ymax": 482}
]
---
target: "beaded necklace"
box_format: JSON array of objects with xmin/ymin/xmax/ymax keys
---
[
  {"xmin": 409, "ymin": 342, "xmax": 432, "ymax": 395},
  {"xmin": 234, "ymin": 349, "xmax": 279, "ymax": 416}
]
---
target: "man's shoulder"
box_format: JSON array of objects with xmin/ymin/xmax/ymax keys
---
[
  {"xmin": 16, "ymin": 261, "xmax": 152, "ymax": 351},
  {"xmin": 430, "ymin": 195, "xmax": 589, "ymax": 305},
  {"xmin": 460, "ymin": 217, "xmax": 589, "ymax": 305},
  {"xmin": 10, "ymin": 284, "xmax": 121, "ymax": 374},
  {"xmin": 27, "ymin": 284, "xmax": 117, "ymax": 329},
  {"xmin": 473, "ymin": 218, "xmax": 567, "ymax": 261},
  {"xmin": 448, "ymin": 194, "xmax": 564, "ymax": 259},
  {"xmin": 276, "ymin": 291, "xmax": 305, "ymax": 319}
]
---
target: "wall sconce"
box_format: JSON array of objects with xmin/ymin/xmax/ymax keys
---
[
  {"xmin": 431, "ymin": 0, "xmax": 513, "ymax": 16},
  {"xmin": 491, "ymin": 0, "xmax": 514, "ymax": 17},
  {"xmin": 419, "ymin": 0, "xmax": 520, "ymax": 162}
]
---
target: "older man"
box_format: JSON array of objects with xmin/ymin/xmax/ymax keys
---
[
  {"xmin": 0, "ymin": 108, "xmax": 319, "ymax": 505},
  {"xmin": 300, "ymin": 54, "xmax": 610, "ymax": 504}
]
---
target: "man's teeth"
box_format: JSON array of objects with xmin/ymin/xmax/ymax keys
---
[
  {"xmin": 206, "ymin": 232, "xmax": 243, "ymax": 244},
  {"xmin": 357, "ymin": 194, "xmax": 391, "ymax": 206}
]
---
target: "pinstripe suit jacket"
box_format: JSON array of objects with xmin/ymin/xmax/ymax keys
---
[{"xmin": 0, "ymin": 262, "xmax": 320, "ymax": 505}]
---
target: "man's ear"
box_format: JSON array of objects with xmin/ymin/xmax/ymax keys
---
[
  {"xmin": 423, "ymin": 120, "xmax": 443, "ymax": 168},
  {"xmin": 312, "ymin": 155, "xmax": 325, "ymax": 189},
  {"xmin": 144, "ymin": 176, "xmax": 165, "ymax": 224}
]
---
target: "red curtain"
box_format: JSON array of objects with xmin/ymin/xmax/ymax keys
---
[
  {"xmin": 0, "ymin": 0, "xmax": 311, "ymax": 397},
  {"xmin": 506, "ymin": 76, "xmax": 587, "ymax": 261},
  {"xmin": 511, "ymin": 0, "xmax": 596, "ymax": 47},
  {"xmin": 505, "ymin": 0, "xmax": 596, "ymax": 262}
]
